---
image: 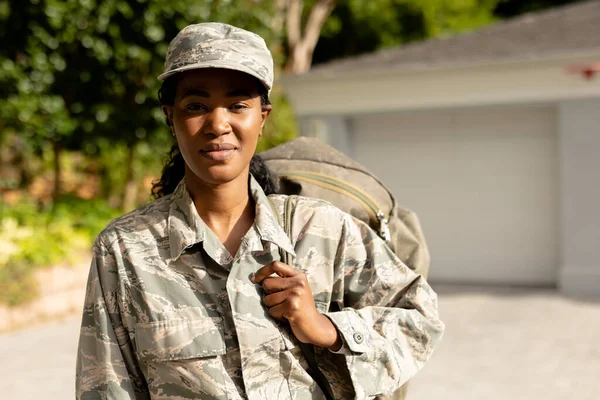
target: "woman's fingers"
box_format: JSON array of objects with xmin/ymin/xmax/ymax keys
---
[
  {"xmin": 262, "ymin": 281, "xmax": 312, "ymax": 323},
  {"xmin": 267, "ymin": 302, "xmax": 288, "ymax": 320},
  {"xmin": 252, "ymin": 261, "xmax": 338, "ymax": 349},
  {"xmin": 261, "ymin": 276, "xmax": 294, "ymax": 294},
  {"xmin": 263, "ymin": 290, "xmax": 288, "ymax": 308},
  {"xmin": 252, "ymin": 261, "xmax": 297, "ymax": 284}
]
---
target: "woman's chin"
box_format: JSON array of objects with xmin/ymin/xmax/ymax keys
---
[{"xmin": 188, "ymin": 164, "xmax": 248, "ymax": 187}]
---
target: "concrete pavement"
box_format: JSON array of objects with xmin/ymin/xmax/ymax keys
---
[
  {"xmin": 409, "ymin": 285, "xmax": 600, "ymax": 400},
  {"xmin": 1, "ymin": 285, "xmax": 599, "ymax": 399},
  {"xmin": 0, "ymin": 315, "xmax": 80, "ymax": 399}
]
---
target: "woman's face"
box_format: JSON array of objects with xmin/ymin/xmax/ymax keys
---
[{"xmin": 164, "ymin": 68, "xmax": 270, "ymax": 187}]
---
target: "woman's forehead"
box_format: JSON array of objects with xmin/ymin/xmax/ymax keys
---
[{"xmin": 176, "ymin": 68, "xmax": 259, "ymax": 93}]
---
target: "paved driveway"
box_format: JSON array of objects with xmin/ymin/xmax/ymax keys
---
[
  {"xmin": 1, "ymin": 285, "xmax": 599, "ymax": 399},
  {"xmin": 409, "ymin": 285, "xmax": 600, "ymax": 400},
  {"xmin": 0, "ymin": 315, "xmax": 80, "ymax": 399}
]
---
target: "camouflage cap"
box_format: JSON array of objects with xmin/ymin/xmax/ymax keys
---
[{"xmin": 158, "ymin": 22, "xmax": 274, "ymax": 90}]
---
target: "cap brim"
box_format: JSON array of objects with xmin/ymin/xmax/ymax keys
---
[{"xmin": 157, "ymin": 60, "xmax": 271, "ymax": 90}]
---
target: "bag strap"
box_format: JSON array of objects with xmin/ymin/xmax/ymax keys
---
[{"xmin": 268, "ymin": 196, "xmax": 334, "ymax": 400}]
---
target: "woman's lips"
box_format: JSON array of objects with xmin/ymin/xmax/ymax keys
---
[{"xmin": 200, "ymin": 143, "xmax": 237, "ymax": 161}]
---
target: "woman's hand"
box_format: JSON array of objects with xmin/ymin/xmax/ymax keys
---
[{"xmin": 252, "ymin": 261, "xmax": 342, "ymax": 351}]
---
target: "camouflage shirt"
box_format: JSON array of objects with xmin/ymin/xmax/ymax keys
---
[{"xmin": 76, "ymin": 175, "xmax": 444, "ymax": 400}]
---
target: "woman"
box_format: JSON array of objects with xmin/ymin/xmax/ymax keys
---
[{"xmin": 76, "ymin": 22, "xmax": 444, "ymax": 400}]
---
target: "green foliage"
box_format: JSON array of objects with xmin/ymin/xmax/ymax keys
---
[
  {"xmin": 50, "ymin": 195, "xmax": 123, "ymax": 240},
  {"xmin": 0, "ymin": 0, "xmax": 296, "ymax": 204},
  {"xmin": 314, "ymin": 0, "xmax": 502, "ymax": 65},
  {"xmin": 404, "ymin": 0, "xmax": 500, "ymax": 37},
  {"xmin": 0, "ymin": 197, "xmax": 121, "ymax": 306},
  {"xmin": 314, "ymin": 0, "xmax": 582, "ymax": 65},
  {"xmin": 257, "ymin": 86, "xmax": 298, "ymax": 153}
]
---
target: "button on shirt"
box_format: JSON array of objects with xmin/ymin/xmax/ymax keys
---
[{"xmin": 76, "ymin": 175, "xmax": 444, "ymax": 400}]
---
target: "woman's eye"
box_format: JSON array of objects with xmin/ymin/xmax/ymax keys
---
[
  {"xmin": 184, "ymin": 103, "xmax": 206, "ymax": 111},
  {"xmin": 229, "ymin": 103, "xmax": 248, "ymax": 111}
]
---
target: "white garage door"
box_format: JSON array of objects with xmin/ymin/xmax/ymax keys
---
[{"xmin": 351, "ymin": 105, "xmax": 559, "ymax": 285}]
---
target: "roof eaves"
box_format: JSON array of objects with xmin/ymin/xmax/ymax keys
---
[{"xmin": 279, "ymin": 47, "xmax": 600, "ymax": 84}]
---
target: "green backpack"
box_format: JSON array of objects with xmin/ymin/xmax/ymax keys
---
[
  {"xmin": 260, "ymin": 137, "xmax": 429, "ymax": 399},
  {"xmin": 260, "ymin": 136, "xmax": 430, "ymax": 279}
]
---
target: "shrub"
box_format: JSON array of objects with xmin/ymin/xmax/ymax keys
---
[{"xmin": 0, "ymin": 196, "xmax": 121, "ymax": 306}]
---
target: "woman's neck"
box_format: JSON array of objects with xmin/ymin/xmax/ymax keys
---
[{"xmin": 185, "ymin": 172, "xmax": 255, "ymax": 256}]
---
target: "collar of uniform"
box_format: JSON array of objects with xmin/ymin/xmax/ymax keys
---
[
  {"xmin": 167, "ymin": 180, "xmax": 206, "ymax": 260},
  {"xmin": 167, "ymin": 175, "xmax": 295, "ymax": 260},
  {"xmin": 249, "ymin": 174, "xmax": 296, "ymax": 257}
]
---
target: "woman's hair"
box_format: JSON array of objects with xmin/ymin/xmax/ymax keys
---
[{"xmin": 151, "ymin": 75, "xmax": 278, "ymax": 198}]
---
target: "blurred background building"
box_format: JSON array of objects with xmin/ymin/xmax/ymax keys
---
[{"xmin": 283, "ymin": 1, "xmax": 600, "ymax": 295}]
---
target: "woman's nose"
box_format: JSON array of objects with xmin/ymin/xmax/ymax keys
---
[{"xmin": 202, "ymin": 107, "xmax": 231, "ymax": 137}]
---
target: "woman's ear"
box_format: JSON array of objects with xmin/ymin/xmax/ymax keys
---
[
  {"xmin": 162, "ymin": 106, "xmax": 175, "ymax": 135},
  {"xmin": 260, "ymin": 104, "xmax": 272, "ymax": 130}
]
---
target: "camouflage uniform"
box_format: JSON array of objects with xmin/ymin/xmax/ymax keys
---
[{"xmin": 76, "ymin": 176, "xmax": 444, "ymax": 399}]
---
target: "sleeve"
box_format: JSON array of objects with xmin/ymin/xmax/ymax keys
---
[
  {"xmin": 317, "ymin": 213, "xmax": 445, "ymax": 399},
  {"xmin": 76, "ymin": 236, "xmax": 149, "ymax": 400}
]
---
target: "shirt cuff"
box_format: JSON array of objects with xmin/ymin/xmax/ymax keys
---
[
  {"xmin": 324, "ymin": 309, "xmax": 371, "ymax": 354},
  {"xmin": 327, "ymin": 327, "xmax": 352, "ymax": 355}
]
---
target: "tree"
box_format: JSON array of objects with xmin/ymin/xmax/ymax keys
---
[
  {"xmin": 0, "ymin": 0, "xmax": 87, "ymax": 201},
  {"xmin": 313, "ymin": 0, "xmax": 502, "ymax": 66},
  {"xmin": 283, "ymin": 0, "xmax": 338, "ymax": 74},
  {"xmin": 311, "ymin": 0, "xmax": 584, "ymax": 67}
]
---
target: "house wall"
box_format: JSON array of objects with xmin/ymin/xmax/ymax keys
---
[
  {"xmin": 288, "ymin": 58, "xmax": 600, "ymax": 294},
  {"xmin": 352, "ymin": 105, "xmax": 560, "ymax": 285},
  {"xmin": 298, "ymin": 116, "xmax": 354, "ymax": 157},
  {"xmin": 558, "ymin": 98, "xmax": 600, "ymax": 296}
]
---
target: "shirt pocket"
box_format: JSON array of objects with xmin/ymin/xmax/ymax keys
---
[
  {"xmin": 134, "ymin": 316, "xmax": 226, "ymax": 361},
  {"xmin": 134, "ymin": 316, "xmax": 229, "ymax": 399}
]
